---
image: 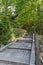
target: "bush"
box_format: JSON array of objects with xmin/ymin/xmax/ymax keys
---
[{"xmin": 0, "ymin": 17, "xmax": 11, "ymax": 45}]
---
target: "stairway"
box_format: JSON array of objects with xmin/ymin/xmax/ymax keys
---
[{"xmin": 0, "ymin": 33, "xmax": 35, "ymax": 65}]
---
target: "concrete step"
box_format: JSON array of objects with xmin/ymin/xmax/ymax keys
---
[
  {"xmin": 23, "ymin": 35, "xmax": 32, "ymax": 38},
  {"xmin": 0, "ymin": 60, "xmax": 29, "ymax": 65},
  {"xmin": 17, "ymin": 38, "xmax": 32, "ymax": 40},
  {"xmin": 0, "ymin": 34, "xmax": 33, "ymax": 65},
  {"xmin": 8, "ymin": 42, "xmax": 32, "ymax": 50},
  {"xmin": 0, "ymin": 48, "xmax": 31, "ymax": 65},
  {"xmin": 16, "ymin": 38, "xmax": 32, "ymax": 43}
]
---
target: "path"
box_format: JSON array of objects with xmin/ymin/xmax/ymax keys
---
[{"xmin": 0, "ymin": 33, "xmax": 35, "ymax": 65}]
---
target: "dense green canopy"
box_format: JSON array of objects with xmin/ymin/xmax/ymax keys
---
[
  {"xmin": 0, "ymin": 0, "xmax": 43, "ymax": 45},
  {"xmin": 14, "ymin": 0, "xmax": 43, "ymax": 33}
]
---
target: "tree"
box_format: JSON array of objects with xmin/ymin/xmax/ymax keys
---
[
  {"xmin": 0, "ymin": 0, "xmax": 15, "ymax": 45},
  {"xmin": 14, "ymin": 0, "xmax": 43, "ymax": 34}
]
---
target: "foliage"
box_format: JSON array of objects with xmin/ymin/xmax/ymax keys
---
[
  {"xmin": 0, "ymin": 0, "xmax": 43, "ymax": 45},
  {"xmin": 0, "ymin": 0, "xmax": 15, "ymax": 45},
  {"xmin": 13, "ymin": 28, "xmax": 26, "ymax": 37},
  {"xmin": 14, "ymin": 0, "xmax": 43, "ymax": 34},
  {"xmin": 0, "ymin": 16, "xmax": 11, "ymax": 45}
]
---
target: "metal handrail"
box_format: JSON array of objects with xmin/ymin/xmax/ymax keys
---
[{"xmin": 30, "ymin": 33, "xmax": 35, "ymax": 65}]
